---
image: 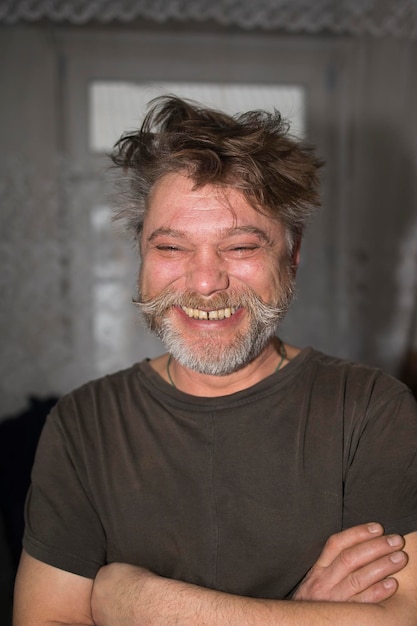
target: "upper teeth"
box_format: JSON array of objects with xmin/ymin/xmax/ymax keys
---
[{"xmin": 181, "ymin": 306, "xmax": 237, "ymax": 320}]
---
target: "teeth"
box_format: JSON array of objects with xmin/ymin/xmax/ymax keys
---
[{"xmin": 182, "ymin": 306, "xmax": 237, "ymax": 320}]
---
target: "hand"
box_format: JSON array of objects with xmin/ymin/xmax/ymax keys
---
[{"xmin": 293, "ymin": 523, "xmax": 408, "ymax": 603}]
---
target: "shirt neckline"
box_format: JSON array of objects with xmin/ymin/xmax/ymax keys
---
[{"xmin": 136, "ymin": 346, "xmax": 316, "ymax": 410}]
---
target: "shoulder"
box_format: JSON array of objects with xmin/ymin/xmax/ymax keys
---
[
  {"xmin": 59, "ymin": 361, "xmax": 145, "ymax": 406},
  {"xmin": 43, "ymin": 361, "xmax": 150, "ymax": 438},
  {"xmin": 305, "ymin": 348, "xmax": 411, "ymax": 397},
  {"xmin": 294, "ymin": 348, "xmax": 416, "ymax": 427}
]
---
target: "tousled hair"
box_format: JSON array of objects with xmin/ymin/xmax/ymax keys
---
[{"xmin": 111, "ymin": 95, "xmax": 324, "ymax": 245}]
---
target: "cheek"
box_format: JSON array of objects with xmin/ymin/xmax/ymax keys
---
[
  {"xmin": 231, "ymin": 259, "xmax": 282, "ymax": 296},
  {"xmin": 140, "ymin": 256, "xmax": 185, "ymax": 296}
]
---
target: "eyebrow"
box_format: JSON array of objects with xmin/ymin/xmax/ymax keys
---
[
  {"xmin": 147, "ymin": 226, "xmax": 272, "ymax": 243},
  {"xmin": 147, "ymin": 228, "xmax": 186, "ymax": 242}
]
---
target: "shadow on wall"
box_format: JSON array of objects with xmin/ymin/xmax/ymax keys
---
[
  {"xmin": 0, "ymin": 395, "xmax": 58, "ymax": 623},
  {"xmin": 402, "ymin": 351, "xmax": 417, "ymax": 399},
  {"xmin": 347, "ymin": 120, "xmax": 417, "ymax": 379}
]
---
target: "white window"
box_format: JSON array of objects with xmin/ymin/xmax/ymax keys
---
[{"xmin": 89, "ymin": 81, "xmax": 305, "ymax": 153}]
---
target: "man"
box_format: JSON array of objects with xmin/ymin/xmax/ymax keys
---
[{"xmin": 14, "ymin": 96, "xmax": 417, "ymax": 624}]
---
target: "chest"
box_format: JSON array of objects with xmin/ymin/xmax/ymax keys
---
[{"xmin": 88, "ymin": 407, "xmax": 344, "ymax": 598}]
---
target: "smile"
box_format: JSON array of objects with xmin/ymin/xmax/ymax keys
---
[{"xmin": 181, "ymin": 306, "xmax": 237, "ymax": 320}]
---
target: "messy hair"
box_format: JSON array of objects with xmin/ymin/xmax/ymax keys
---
[{"xmin": 111, "ymin": 95, "xmax": 324, "ymax": 245}]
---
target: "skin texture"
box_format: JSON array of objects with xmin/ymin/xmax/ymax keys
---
[{"xmin": 13, "ymin": 173, "xmax": 417, "ymax": 624}]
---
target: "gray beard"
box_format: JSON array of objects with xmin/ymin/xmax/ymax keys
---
[{"xmin": 135, "ymin": 281, "xmax": 295, "ymax": 376}]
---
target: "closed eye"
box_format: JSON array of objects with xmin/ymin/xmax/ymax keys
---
[
  {"xmin": 155, "ymin": 244, "xmax": 185, "ymax": 253},
  {"xmin": 222, "ymin": 245, "xmax": 261, "ymax": 257},
  {"xmin": 154, "ymin": 244, "xmax": 190, "ymax": 256}
]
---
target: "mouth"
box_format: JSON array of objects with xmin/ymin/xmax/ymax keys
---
[{"xmin": 180, "ymin": 306, "xmax": 238, "ymax": 320}]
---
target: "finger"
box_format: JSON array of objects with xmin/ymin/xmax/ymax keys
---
[
  {"xmin": 332, "ymin": 550, "xmax": 408, "ymax": 602},
  {"xmin": 329, "ymin": 534, "xmax": 405, "ymax": 581},
  {"xmin": 347, "ymin": 577, "xmax": 399, "ymax": 604},
  {"xmin": 315, "ymin": 524, "xmax": 385, "ymax": 567},
  {"xmin": 315, "ymin": 523, "xmax": 385, "ymax": 568}
]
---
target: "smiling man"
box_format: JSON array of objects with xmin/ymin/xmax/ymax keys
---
[
  {"xmin": 139, "ymin": 172, "xmax": 296, "ymax": 391},
  {"xmin": 13, "ymin": 97, "xmax": 417, "ymax": 625}
]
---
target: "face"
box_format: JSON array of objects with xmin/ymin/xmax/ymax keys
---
[{"xmin": 138, "ymin": 173, "xmax": 298, "ymax": 375}]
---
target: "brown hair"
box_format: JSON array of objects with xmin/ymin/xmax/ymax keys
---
[{"xmin": 111, "ymin": 95, "xmax": 323, "ymax": 244}]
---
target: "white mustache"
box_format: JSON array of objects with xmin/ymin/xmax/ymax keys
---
[{"xmin": 134, "ymin": 285, "xmax": 292, "ymax": 326}]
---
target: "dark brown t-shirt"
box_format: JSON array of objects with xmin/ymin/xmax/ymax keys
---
[{"xmin": 23, "ymin": 348, "xmax": 417, "ymax": 599}]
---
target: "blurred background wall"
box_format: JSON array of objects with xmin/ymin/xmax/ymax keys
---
[{"xmin": 1, "ymin": 0, "xmax": 417, "ymax": 620}]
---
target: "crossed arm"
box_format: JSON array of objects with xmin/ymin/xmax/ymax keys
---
[{"xmin": 13, "ymin": 524, "xmax": 417, "ymax": 625}]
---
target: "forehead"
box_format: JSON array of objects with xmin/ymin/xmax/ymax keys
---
[{"xmin": 144, "ymin": 172, "xmax": 282, "ymax": 235}]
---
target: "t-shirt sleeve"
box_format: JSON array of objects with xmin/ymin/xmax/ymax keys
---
[
  {"xmin": 343, "ymin": 381, "xmax": 417, "ymax": 536},
  {"xmin": 23, "ymin": 395, "xmax": 106, "ymax": 578}
]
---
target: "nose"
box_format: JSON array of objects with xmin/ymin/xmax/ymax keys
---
[{"xmin": 185, "ymin": 248, "xmax": 229, "ymax": 296}]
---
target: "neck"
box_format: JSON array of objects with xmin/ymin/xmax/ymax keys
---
[{"xmin": 164, "ymin": 338, "xmax": 288, "ymax": 397}]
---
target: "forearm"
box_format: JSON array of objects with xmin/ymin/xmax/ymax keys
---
[
  {"xmin": 124, "ymin": 573, "xmax": 384, "ymax": 625},
  {"xmin": 92, "ymin": 566, "xmax": 414, "ymax": 626}
]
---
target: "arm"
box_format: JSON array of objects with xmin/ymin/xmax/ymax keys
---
[
  {"xmin": 11, "ymin": 524, "xmax": 409, "ymax": 625},
  {"xmin": 91, "ymin": 527, "xmax": 417, "ymax": 626},
  {"xmin": 13, "ymin": 550, "xmax": 95, "ymax": 626}
]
